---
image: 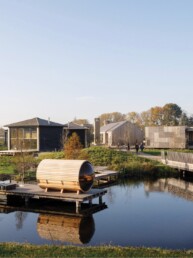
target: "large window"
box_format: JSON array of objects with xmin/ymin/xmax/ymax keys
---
[{"xmin": 10, "ymin": 127, "xmax": 37, "ymax": 150}]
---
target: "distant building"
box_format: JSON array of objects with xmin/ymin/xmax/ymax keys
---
[
  {"xmin": 145, "ymin": 126, "xmax": 193, "ymax": 149},
  {"xmin": 63, "ymin": 122, "xmax": 89, "ymax": 148},
  {"xmin": 100, "ymin": 120, "xmax": 144, "ymax": 147},
  {"xmin": 5, "ymin": 117, "xmax": 64, "ymax": 152}
]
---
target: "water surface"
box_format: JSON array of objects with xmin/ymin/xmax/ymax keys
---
[{"xmin": 1, "ymin": 177, "xmax": 193, "ymax": 249}]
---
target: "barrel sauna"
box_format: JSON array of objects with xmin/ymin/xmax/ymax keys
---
[
  {"xmin": 36, "ymin": 159, "xmax": 95, "ymax": 193},
  {"xmin": 37, "ymin": 214, "xmax": 95, "ymax": 244}
]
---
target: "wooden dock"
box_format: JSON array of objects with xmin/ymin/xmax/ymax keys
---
[
  {"xmin": 0, "ymin": 166, "xmax": 120, "ymax": 216},
  {"xmin": 0, "ymin": 183, "xmax": 107, "ymax": 214},
  {"xmin": 94, "ymin": 166, "xmax": 119, "ymax": 187}
]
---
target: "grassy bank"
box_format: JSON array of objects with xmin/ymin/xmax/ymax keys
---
[
  {"xmin": 82, "ymin": 146, "xmax": 179, "ymax": 178},
  {"xmin": 0, "ymin": 243, "xmax": 193, "ymax": 257},
  {"xmin": 0, "ymin": 147, "xmax": 179, "ymax": 179}
]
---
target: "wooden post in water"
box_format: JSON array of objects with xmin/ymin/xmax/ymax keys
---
[{"xmin": 76, "ymin": 201, "xmax": 81, "ymax": 213}]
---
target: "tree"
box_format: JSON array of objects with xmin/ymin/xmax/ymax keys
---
[
  {"xmin": 72, "ymin": 118, "xmax": 89, "ymax": 125},
  {"xmin": 139, "ymin": 103, "xmax": 185, "ymax": 127},
  {"xmin": 162, "ymin": 103, "xmax": 182, "ymax": 126},
  {"xmin": 187, "ymin": 115, "xmax": 193, "ymax": 126},
  {"xmin": 179, "ymin": 112, "xmax": 189, "ymax": 126},
  {"xmin": 99, "ymin": 112, "xmax": 125, "ymax": 126},
  {"xmin": 149, "ymin": 106, "xmax": 164, "ymax": 126},
  {"xmin": 64, "ymin": 132, "xmax": 83, "ymax": 159},
  {"xmin": 140, "ymin": 110, "xmax": 151, "ymax": 128},
  {"xmin": 125, "ymin": 111, "xmax": 144, "ymax": 129}
]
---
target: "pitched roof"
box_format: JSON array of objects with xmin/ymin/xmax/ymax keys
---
[
  {"xmin": 5, "ymin": 117, "xmax": 64, "ymax": 127},
  {"xmin": 100, "ymin": 121, "xmax": 127, "ymax": 133},
  {"xmin": 63, "ymin": 122, "xmax": 88, "ymax": 130}
]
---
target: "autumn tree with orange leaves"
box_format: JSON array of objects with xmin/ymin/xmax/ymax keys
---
[{"xmin": 64, "ymin": 132, "xmax": 83, "ymax": 159}]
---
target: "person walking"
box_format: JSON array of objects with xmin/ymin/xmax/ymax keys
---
[
  {"xmin": 135, "ymin": 141, "xmax": 139, "ymax": 153},
  {"xmin": 140, "ymin": 142, "xmax": 144, "ymax": 152}
]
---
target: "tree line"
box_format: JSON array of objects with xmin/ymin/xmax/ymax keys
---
[{"xmin": 74, "ymin": 103, "xmax": 193, "ymax": 130}]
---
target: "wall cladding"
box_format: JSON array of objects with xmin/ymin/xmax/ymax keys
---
[{"xmin": 145, "ymin": 126, "xmax": 187, "ymax": 149}]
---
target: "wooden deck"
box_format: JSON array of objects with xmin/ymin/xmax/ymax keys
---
[
  {"xmin": 94, "ymin": 167, "xmax": 119, "ymax": 187},
  {"xmin": 0, "ymin": 183, "xmax": 107, "ymax": 214},
  {"xmin": 0, "ymin": 166, "xmax": 120, "ymax": 215},
  {"xmin": 0, "ymin": 150, "xmax": 38, "ymax": 156}
]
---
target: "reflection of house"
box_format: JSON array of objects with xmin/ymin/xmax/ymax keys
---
[
  {"xmin": 63, "ymin": 122, "xmax": 89, "ymax": 148},
  {"xmin": 145, "ymin": 126, "xmax": 193, "ymax": 149},
  {"xmin": 145, "ymin": 178, "xmax": 193, "ymax": 202},
  {"xmin": 5, "ymin": 117, "xmax": 64, "ymax": 152},
  {"xmin": 100, "ymin": 121, "xmax": 144, "ymax": 146}
]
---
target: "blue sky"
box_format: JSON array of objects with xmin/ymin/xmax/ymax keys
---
[{"xmin": 0, "ymin": 0, "xmax": 193, "ymax": 126}]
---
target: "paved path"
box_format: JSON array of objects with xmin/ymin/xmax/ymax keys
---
[
  {"xmin": 125, "ymin": 149, "xmax": 162, "ymax": 162},
  {"xmin": 136, "ymin": 152, "xmax": 162, "ymax": 161}
]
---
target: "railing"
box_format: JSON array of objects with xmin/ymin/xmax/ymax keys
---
[
  {"xmin": 161, "ymin": 151, "xmax": 193, "ymax": 172},
  {"xmin": 162, "ymin": 151, "xmax": 193, "ymax": 164}
]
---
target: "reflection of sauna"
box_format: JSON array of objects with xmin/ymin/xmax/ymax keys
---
[
  {"xmin": 37, "ymin": 214, "xmax": 95, "ymax": 244},
  {"xmin": 36, "ymin": 159, "xmax": 95, "ymax": 193}
]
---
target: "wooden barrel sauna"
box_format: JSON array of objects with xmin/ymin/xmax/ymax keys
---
[
  {"xmin": 36, "ymin": 159, "xmax": 95, "ymax": 193},
  {"xmin": 37, "ymin": 214, "xmax": 95, "ymax": 244}
]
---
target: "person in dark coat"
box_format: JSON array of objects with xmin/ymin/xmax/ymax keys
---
[
  {"xmin": 135, "ymin": 142, "xmax": 139, "ymax": 153},
  {"xmin": 140, "ymin": 142, "xmax": 144, "ymax": 152}
]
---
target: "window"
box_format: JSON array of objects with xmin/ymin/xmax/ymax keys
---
[{"xmin": 10, "ymin": 127, "xmax": 37, "ymax": 150}]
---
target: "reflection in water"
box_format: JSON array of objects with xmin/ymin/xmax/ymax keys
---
[
  {"xmin": 37, "ymin": 214, "xmax": 95, "ymax": 244},
  {"xmin": 15, "ymin": 211, "xmax": 28, "ymax": 230},
  {"xmin": 145, "ymin": 178, "xmax": 193, "ymax": 202}
]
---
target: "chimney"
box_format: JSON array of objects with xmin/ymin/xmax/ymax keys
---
[{"xmin": 94, "ymin": 118, "xmax": 100, "ymax": 145}]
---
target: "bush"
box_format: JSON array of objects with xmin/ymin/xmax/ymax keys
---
[
  {"xmin": 82, "ymin": 146, "xmax": 179, "ymax": 178},
  {"xmin": 38, "ymin": 152, "xmax": 65, "ymax": 160}
]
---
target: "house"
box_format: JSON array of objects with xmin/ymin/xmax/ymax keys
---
[
  {"xmin": 145, "ymin": 126, "xmax": 193, "ymax": 149},
  {"xmin": 100, "ymin": 120, "xmax": 144, "ymax": 147},
  {"xmin": 5, "ymin": 117, "xmax": 64, "ymax": 152},
  {"xmin": 63, "ymin": 122, "xmax": 89, "ymax": 148}
]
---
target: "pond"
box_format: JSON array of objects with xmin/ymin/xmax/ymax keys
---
[{"xmin": 1, "ymin": 177, "xmax": 193, "ymax": 249}]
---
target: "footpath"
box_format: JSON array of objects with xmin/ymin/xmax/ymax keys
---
[
  {"xmin": 136, "ymin": 151, "xmax": 162, "ymax": 161},
  {"xmin": 126, "ymin": 148, "xmax": 162, "ymax": 162}
]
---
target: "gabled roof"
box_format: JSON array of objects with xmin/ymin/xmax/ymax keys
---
[
  {"xmin": 5, "ymin": 117, "xmax": 64, "ymax": 127},
  {"xmin": 100, "ymin": 121, "xmax": 127, "ymax": 133},
  {"xmin": 63, "ymin": 122, "xmax": 88, "ymax": 130}
]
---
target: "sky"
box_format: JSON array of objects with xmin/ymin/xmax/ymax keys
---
[{"xmin": 0, "ymin": 0, "xmax": 193, "ymax": 126}]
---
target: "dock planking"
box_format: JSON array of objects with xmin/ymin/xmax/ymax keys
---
[
  {"xmin": 0, "ymin": 167, "xmax": 119, "ymax": 214},
  {"xmin": 94, "ymin": 168, "xmax": 119, "ymax": 187},
  {"xmin": 0, "ymin": 183, "xmax": 107, "ymax": 213}
]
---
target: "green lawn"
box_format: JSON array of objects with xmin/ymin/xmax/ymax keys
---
[
  {"xmin": 0, "ymin": 244, "xmax": 193, "ymax": 257},
  {"xmin": 0, "ymin": 166, "xmax": 14, "ymax": 174}
]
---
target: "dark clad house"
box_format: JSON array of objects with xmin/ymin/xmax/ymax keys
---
[
  {"xmin": 63, "ymin": 122, "xmax": 89, "ymax": 148},
  {"xmin": 5, "ymin": 117, "xmax": 64, "ymax": 152}
]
